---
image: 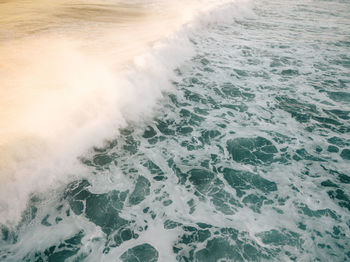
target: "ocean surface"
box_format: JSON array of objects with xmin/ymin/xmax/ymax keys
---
[{"xmin": 1, "ymin": 0, "xmax": 350, "ymax": 261}]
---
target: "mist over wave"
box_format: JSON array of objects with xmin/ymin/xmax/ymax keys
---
[{"xmin": 0, "ymin": 0, "xmax": 249, "ymax": 225}]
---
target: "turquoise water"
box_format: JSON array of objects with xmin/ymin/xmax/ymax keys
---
[{"xmin": 1, "ymin": 0, "xmax": 350, "ymax": 261}]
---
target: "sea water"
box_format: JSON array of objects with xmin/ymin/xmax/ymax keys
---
[{"xmin": 0, "ymin": 0, "xmax": 349, "ymax": 261}]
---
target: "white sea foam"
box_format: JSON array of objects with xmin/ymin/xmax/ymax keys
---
[{"xmin": 0, "ymin": 0, "xmax": 250, "ymax": 226}]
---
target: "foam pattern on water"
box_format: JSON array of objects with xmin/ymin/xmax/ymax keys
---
[{"xmin": 1, "ymin": 0, "xmax": 350, "ymax": 261}]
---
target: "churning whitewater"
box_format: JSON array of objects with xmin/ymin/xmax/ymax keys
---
[
  {"xmin": 0, "ymin": 0, "xmax": 235, "ymax": 225},
  {"xmin": 1, "ymin": 0, "xmax": 350, "ymax": 261}
]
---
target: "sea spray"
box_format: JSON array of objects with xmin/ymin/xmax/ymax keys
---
[{"xmin": 0, "ymin": 0, "xmax": 244, "ymax": 226}]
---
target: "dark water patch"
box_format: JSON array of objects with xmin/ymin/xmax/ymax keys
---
[
  {"xmin": 41, "ymin": 214, "xmax": 51, "ymax": 227},
  {"xmin": 296, "ymin": 203, "xmax": 339, "ymax": 221},
  {"xmin": 242, "ymin": 194, "xmax": 267, "ymax": 213},
  {"xmin": 167, "ymin": 158, "xmax": 187, "ymax": 185},
  {"xmin": 252, "ymin": 70, "xmax": 270, "ymax": 79},
  {"xmin": 220, "ymin": 82, "xmax": 242, "ymax": 98},
  {"xmin": 185, "ymin": 169, "xmax": 240, "ymax": 214},
  {"xmin": 171, "ymin": 222, "xmax": 272, "ymax": 262},
  {"xmin": 179, "ymin": 109, "xmax": 206, "ymax": 126},
  {"xmin": 209, "ymin": 187, "xmax": 240, "ymax": 215},
  {"xmin": 223, "ymin": 168, "xmax": 277, "ymax": 197},
  {"xmin": 276, "ymin": 96, "xmax": 318, "ymax": 123},
  {"xmin": 177, "ymin": 126, "xmax": 193, "ymax": 135},
  {"xmin": 311, "ymin": 115, "xmax": 342, "ymax": 127},
  {"xmin": 327, "ymin": 136, "xmax": 348, "ymax": 147},
  {"xmin": 156, "ymin": 119, "xmax": 176, "ymax": 136},
  {"xmin": 270, "ymin": 59, "xmax": 283, "ymax": 68},
  {"xmin": 338, "ymin": 173, "xmax": 350, "ymax": 184},
  {"xmin": 120, "ymin": 244, "xmax": 158, "ymax": 262},
  {"xmin": 334, "ymin": 40, "xmax": 350, "ymax": 48},
  {"xmin": 92, "ymin": 139, "xmax": 118, "ymax": 153},
  {"xmin": 327, "ymin": 145, "xmax": 339, "ymax": 153},
  {"xmin": 124, "ymin": 138, "xmax": 140, "ymax": 157},
  {"xmin": 292, "ymin": 148, "xmax": 325, "ymax": 162},
  {"xmin": 320, "ymin": 165, "xmax": 350, "ymax": 184},
  {"xmin": 340, "ymin": 148, "xmax": 350, "ymax": 160},
  {"xmin": 195, "ymin": 238, "xmax": 245, "ymax": 261},
  {"xmin": 146, "ymin": 135, "xmax": 167, "ymax": 145},
  {"xmin": 233, "ymin": 68, "xmax": 249, "ymax": 77},
  {"xmin": 256, "ymin": 229, "xmax": 302, "ymax": 247},
  {"xmin": 220, "ymin": 82, "xmax": 255, "ymax": 101},
  {"xmin": 183, "ymin": 89, "xmax": 207, "ymax": 104},
  {"xmin": 329, "ymin": 54, "xmax": 350, "ymax": 68},
  {"xmin": 269, "ymin": 132, "xmax": 296, "ymax": 145},
  {"xmin": 128, "ymin": 176, "xmax": 150, "ymax": 205},
  {"xmin": 327, "ymin": 91, "xmax": 350, "ymax": 103},
  {"xmin": 24, "ymin": 231, "xmax": 84, "ymax": 262},
  {"xmin": 324, "ymin": 109, "xmax": 350, "ymax": 120},
  {"xmin": 180, "ymin": 138, "xmax": 204, "ymax": 151},
  {"xmin": 227, "ymin": 137, "xmax": 278, "ymax": 165},
  {"xmin": 193, "ymin": 107, "xmax": 210, "ymax": 116},
  {"xmin": 198, "ymin": 130, "xmax": 221, "ymax": 145},
  {"xmin": 0, "ymin": 225, "xmax": 17, "ymax": 247},
  {"xmin": 321, "ymin": 180, "xmax": 339, "ymax": 188},
  {"xmin": 164, "ymin": 220, "xmax": 182, "ymax": 230},
  {"xmin": 221, "ymin": 103, "xmax": 248, "ymax": 112},
  {"xmin": 17, "ymin": 196, "xmax": 40, "ymax": 227},
  {"xmin": 200, "ymin": 57, "xmax": 210, "ymax": 66},
  {"xmin": 168, "ymin": 93, "xmax": 191, "ymax": 108},
  {"xmin": 281, "ymin": 69, "xmax": 299, "ymax": 76},
  {"xmin": 328, "ymin": 189, "xmax": 350, "ymax": 211},
  {"xmin": 93, "ymin": 154, "xmax": 113, "ymax": 166},
  {"xmin": 142, "ymin": 160, "xmax": 166, "ymax": 181},
  {"xmin": 142, "ymin": 126, "xmax": 157, "ymax": 138},
  {"xmin": 188, "ymin": 169, "xmax": 215, "ymax": 194},
  {"xmin": 64, "ymin": 180, "xmax": 130, "ymax": 236}
]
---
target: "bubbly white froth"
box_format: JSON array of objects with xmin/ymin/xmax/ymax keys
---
[{"xmin": 0, "ymin": 0, "xmax": 239, "ymax": 225}]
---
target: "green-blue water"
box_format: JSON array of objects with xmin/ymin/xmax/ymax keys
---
[{"xmin": 1, "ymin": 0, "xmax": 350, "ymax": 261}]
